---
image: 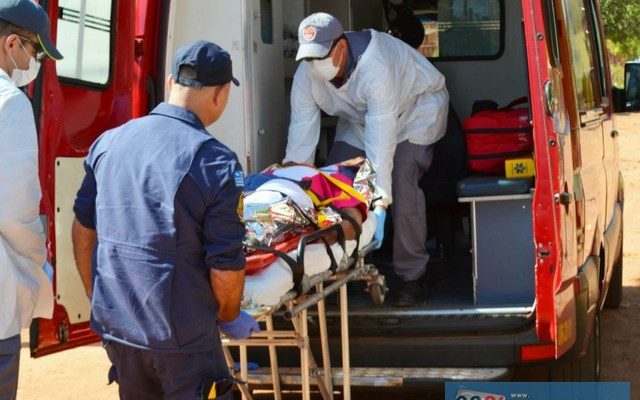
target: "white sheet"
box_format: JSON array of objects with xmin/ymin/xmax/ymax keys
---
[{"xmin": 243, "ymin": 211, "xmax": 376, "ymax": 307}]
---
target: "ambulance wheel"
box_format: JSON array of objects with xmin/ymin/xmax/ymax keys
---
[
  {"xmin": 579, "ymin": 313, "xmax": 601, "ymax": 381},
  {"xmin": 549, "ymin": 314, "xmax": 601, "ymax": 382},
  {"xmin": 369, "ymin": 276, "xmax": 387, "ymax": 306}
]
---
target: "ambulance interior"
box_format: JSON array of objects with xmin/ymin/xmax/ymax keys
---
[
  {"xmin": 163, "ymin": 0, "xmax": 537, "ymax": 367},
  {"xmin": 169, "ymin": 0, "xmax": 535, "ymax": 329},
  {"xmin": 269, "ymin": 0, "xmax": 536, "ymax": 317}
]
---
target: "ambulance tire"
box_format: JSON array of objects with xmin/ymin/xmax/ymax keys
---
[
  {"xmin": 578, "ymin": 314, "xmax": 601, "ymax": 382},
  {"xmin": 605, "ymin": 250, "xmax": 623, "ymax": 309},
  {"xmin": 549, "ymin": 314, "xmax": 600, "ymax": 382}
]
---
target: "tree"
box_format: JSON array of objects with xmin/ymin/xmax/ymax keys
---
[
  {"xmin": 600, "ymin": 0, "xmax": 640, "ymax": 86},
  {"xmin": 600, "ymin": 0, "xmax": 640, "ymax": 46}
]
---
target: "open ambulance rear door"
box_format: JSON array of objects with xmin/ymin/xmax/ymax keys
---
[
  {"xmin": 31, "ymin": 0, "xmax": 167, "ymax": 357},
  {"xmin": 522, "ymin": 0, "xmax": 615, "ymax": 363},
  {"xmin": 31, "ymin": 0, "xmax": 285, "ymax": 357}
]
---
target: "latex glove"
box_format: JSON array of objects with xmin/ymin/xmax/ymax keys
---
[
  {"xmin": 43, "ymin": 261, "xmax": 54, "ymax": 282},
  {"xmin": 219, "ymin": 311, "xmax": 260, "ymax": 339},
  {"xmin": 373, "ymin": 206, "xmax": 386, "ymax": 250},
  {"xmin": 233, "ymin": 361, "xmax": 259, "ymax": 371}
]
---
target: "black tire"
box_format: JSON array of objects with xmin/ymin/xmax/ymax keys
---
[
  {"xmin": 605, "ymin": 252, "xmax": 623, "ymax": 308},
  {"xmin": 579, "ymin": 314, "xmax": 601, "ymax": 381},
  {"xmin": 549, "ymin": 314, "xmax": 601, "ymax": 382}
]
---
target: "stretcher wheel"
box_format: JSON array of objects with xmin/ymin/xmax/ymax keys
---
[{"xmin": 369, "ymin": 275, "xmax": 387, "ymax": 306}]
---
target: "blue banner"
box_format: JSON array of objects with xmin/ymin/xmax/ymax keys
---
[{"xmin": 445, "ymin": 382, "xmax": 630, "ymax": 400}]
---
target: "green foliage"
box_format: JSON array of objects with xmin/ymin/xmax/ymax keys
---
[
  {"xmin": 600, "ymin": 0, "xmax": 640, "ymax": 47},
  {"xmin": 601, "ymin": 0, "xmax": 640, "ymax": 87}
]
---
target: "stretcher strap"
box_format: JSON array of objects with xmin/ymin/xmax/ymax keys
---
[
  {"xmin": 247, "ymin": 244, "xmax": 304, "ymax": 291},
  {"xmin": 292, "ymin": 201, "xmax": 339, "ymax": 273},
  {"xmin": 296, "ymin": 224, "xmax": 346, "ymax": 292},
  {"xmin": 333, "ymin": 207, "xmax": 361, "ymax": 260},
  {"xmin": 321, "ymin": 237, "xmax": 339, "ymax": 272}
]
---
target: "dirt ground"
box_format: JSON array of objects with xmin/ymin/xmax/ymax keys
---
[
  {"xmin": 15, "ymin": 114, "xmax": 640, "ymax": 399},
  {"xmin": 599, "ymin": 113, "xmax": 640, "ymax": 395}
]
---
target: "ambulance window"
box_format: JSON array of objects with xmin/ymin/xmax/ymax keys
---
[
  {"xmin": 411, "ymin": 0, "xmax": 504, "ymax": 60},
  {"xmin": 562, "ymin": 0, "xmax": 597, "ymax": 110},
  {"xmin": 543, "ymin": 0, "xmax": 561, "ymax": 67},
  {"xmin": 261, "ymin": 0, "xmax": 274, "ymax": 44},
  {"xmin": 56, "ymin": 0, "xmax": 113, "ymax": 86},
  {"xmin": 586, "ymin": 0, "xmax": 608, "ymax": 103}
]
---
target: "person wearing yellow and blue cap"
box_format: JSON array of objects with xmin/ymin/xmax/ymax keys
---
[
  {"xmin": 0, "ymin": 1, "xmax": 62, "ymax": 399},
  {"xmin": 284, "ymin": 12, "xmax": 449, "ymax": 307},
  {"xmin": 71, "ymin": 40, "xmax": 257, "ymax": 400}
]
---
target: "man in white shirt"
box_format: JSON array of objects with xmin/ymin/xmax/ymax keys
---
[
  {"xmin": 0, "ymin": 1, "xmax": 62, "ymax": 398},
  {"xmin": 284, "ymin": 13, "xmax": 448, "ymax": 306}
]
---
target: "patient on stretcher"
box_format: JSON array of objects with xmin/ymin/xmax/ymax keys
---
[{"xmin": 241, "ymin": 158, "xmax": 378, "ymax": 308}]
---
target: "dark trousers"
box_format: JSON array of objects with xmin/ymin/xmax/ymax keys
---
[
  {"xmin": 104, "ymin": 340, "xmax": 232, "ymax": 400},
  {"xmin": 327, "ymin": 140, "xmax": 434, "ymax": 281},
  {"xmin": 0, "ymin": 335, "xmax": 20, "ymax": 400}
]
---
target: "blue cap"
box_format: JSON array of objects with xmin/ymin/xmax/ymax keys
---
[
  {"xmin": 296, "ymin": 13, "xmax": 343, "ymax": 61},
  {"xmin": 0, "ymin": 0, "xmax": 62, "ymax": 60},
  {"xmin": 172, "ymin": 40, "xmax": 239, "ymax": 88}
]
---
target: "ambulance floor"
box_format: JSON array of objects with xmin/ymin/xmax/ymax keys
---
[{"xmin": 347, "ymin": 251, "xmax": 475, "ymax": 310}]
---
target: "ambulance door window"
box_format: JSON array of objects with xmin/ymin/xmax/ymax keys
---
[
  {"xmin": 562, "ymin": 0, "xmax": 597, "ymax": 111},
  {"xmin": 261, "ymin": 0, "xmax": 274, "ymax": 44},
  {"xmin": 56, "ymin": 0, "xmax": 114, "ymax": 86},
  {"xmin": 585, "ymin": 0, "xmax": 608, "ymax": 105},
  {"xmin": 411, "ymin": 0, "xmax": 504, "ymax": 60},
  {"xmin": 543, "ymin": 0, "xmax": 561, "ymax": 67}
]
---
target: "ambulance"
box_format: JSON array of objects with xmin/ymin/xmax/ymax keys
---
[{"xmin": 31, "ymin": 0, "xmax": 623, "ymax": 389}]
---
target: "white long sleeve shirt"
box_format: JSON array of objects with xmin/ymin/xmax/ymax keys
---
[
  {"xmin": 284, "ymin": 30, "xmax": 449, "ymax": 205},
  {"xmin": 0, "ymin": 69, "xmax": 53, "ymax": 340}
]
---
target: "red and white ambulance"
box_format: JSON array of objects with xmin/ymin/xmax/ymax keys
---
[{"xmin": 31, "ymin": 0, "xmax": 623, "ymax": 387}]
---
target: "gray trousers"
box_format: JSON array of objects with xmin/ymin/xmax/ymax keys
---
[
  {"xmin": 327, "ymin": 140, "xmax": 433, "ymax": 281},
  {"xmin": 0, "ymin": 335, "xmax": 20, "ymax": 400}
]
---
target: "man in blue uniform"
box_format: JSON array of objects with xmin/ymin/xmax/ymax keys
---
[{"xmin": 72, "ymin": 40, "xmax": 259, "ymax": 400}]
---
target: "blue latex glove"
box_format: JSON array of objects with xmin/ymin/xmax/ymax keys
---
[
  {"xmin": 219, "ymin": 311, "xmax": 260, "ymax": 339},
  {"xmin": 43, "ymin": 261, "xmax": 54, "ymax": 282},
  {"xmin": 234, "ymin": 361, "xmax": 259, "ymax": 371},
  {"xmin": 373, "ymin": 206, "xmax": 386, "ymax": 250}
]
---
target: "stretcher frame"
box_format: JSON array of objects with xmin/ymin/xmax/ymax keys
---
[{"xmin": 222, "ymin": 223, "xmax": 386, "ymax": 400}]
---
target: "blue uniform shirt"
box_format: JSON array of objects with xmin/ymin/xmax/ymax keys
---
[{"xmin": 73, "ymin": 102, "xmax": 245, "ymax": 353}]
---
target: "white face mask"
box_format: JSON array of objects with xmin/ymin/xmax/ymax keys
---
[
  {"xmin": 9, "ymin": 42, "xmax": 41, "ymax": 87},
  {"xmin": 311, "ymin": 46, "xmax": 343, "ymax": 81}
]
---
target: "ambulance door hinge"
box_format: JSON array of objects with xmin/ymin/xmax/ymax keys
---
[
  {"xmin": 537, "ymin": 250, "xmax": 551, "ymax": 258},
  {"xmin": 537, "ymin": 243, "xmax": 551, "ymax": 258}
]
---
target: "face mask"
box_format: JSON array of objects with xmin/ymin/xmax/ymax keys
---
[
  {"xmin": 311, "ymin": 46, "xmax": 343, "ymax": 81},
  {"xmin": 9, "ymin": 43, "xmax": 41, "ymax": 87}
]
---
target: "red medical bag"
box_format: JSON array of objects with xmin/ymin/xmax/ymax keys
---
[{"xmin": 462, "ymin": 97, "xmax": 533, "ymax": 175}]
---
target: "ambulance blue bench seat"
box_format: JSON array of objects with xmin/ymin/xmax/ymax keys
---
[{"xmin": 457, "ymin": 176, "xmax": 535, "ymax": 305}]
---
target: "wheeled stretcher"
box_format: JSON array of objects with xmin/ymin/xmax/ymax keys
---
[{"xmin": 222, "ymin": 213, "xmax": 387, "ymax": 400}]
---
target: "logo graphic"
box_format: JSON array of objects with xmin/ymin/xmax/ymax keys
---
[
  {"xmin": 456, "ymin": 388, "xmax": 506, "ymax": 400},
  {"xmin": 234, "ymin": 170, "xmax": 244, "ymax": 188},
  {"xmin": 513, "ymin": 162, "xmax": 526, "ymax": 175},
  {"xmin": 303, "ymin": 26, "xmax": 316, "ymax": 41}
]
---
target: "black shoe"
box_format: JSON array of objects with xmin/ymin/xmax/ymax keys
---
[{"xmin": 394, "ymin": 279, "xmax": 426, "ymax": 307}]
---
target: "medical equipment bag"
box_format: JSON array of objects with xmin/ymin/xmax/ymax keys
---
[{"xmin": 463, "ymin": 97, "xmax": 533, "ymax": 175}]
